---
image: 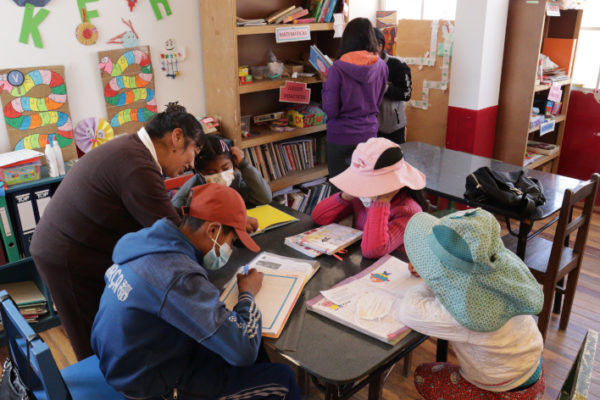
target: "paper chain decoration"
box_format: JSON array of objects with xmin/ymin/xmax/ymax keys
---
[
  {"xmin": 98, "ymin": 49, "xmax": 157, "ymax": 129},
  {"xmin": 404, "ymin": 20, "xmax": 454, "ymax": 110},
  {"xmin": 0, "ymin": 69, "xmax": 73, "ymax": 150}
]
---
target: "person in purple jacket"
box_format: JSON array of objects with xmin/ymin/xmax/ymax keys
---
[{"xmin": 321, "ymin": 17, "xmax": 388, "ymax": 185}]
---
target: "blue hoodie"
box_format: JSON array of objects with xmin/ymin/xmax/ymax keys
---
[
  {"xmin": 91, "ymin": 218, "xmax": 261, "ymax": 398},
  {"xmin": 322, "ymin": 51, "xmax": 388, "ymax": 145}
]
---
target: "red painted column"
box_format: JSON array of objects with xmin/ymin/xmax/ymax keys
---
[{"xmin": 445, "ymin": 0, "xmax": 509, "ymax": 157}]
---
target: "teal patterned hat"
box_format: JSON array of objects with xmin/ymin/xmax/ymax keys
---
[{"xmin": 404, "ymin": 208, "xmax": 543, "ymax": 332}]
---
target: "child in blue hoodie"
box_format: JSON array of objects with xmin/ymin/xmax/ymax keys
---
[
  {"xmin": 91, "ymin": 183, "xmax": 300, "ymax": 400},
  {"xmin": 321, "ymin": 17, "xmax": 388, "ymax": 180}
]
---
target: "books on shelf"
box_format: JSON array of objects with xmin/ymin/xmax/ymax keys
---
[
  {"xmin": 309, "ymin": 45, "xmax": 333, "ymax": 77},
  {"xmin": 246, "ymin": 204, "xmax": 298, "ymax": 235},
  {"xmin": 282, "ymin": 8, "xmax": 309, "ymax": 23},
  {"xmin": 307, "ymin": 254, "xmax": 422, "ymax": 345},
  {"xmin": 236, "ymin": 17, "xmax": 267, "ymax": 26},
  {"xmin": 243, "ymin": 137, "xmax": 321, "ymax": 182},
  {"xmin": 220, "ymin": 251, "xmax": 318, "ymax": 338},
  {"xmin": 285, "ymin": 223, "xmax": 362, "ymax": 257},
  {"xmin": 266, "ymin": 6, "xmax": 297, "ymax": 24},
  {"xmin": 0, "ymin": 281, "xmax": 48, "ymax": 326},
  {"xmin": 527, "ymin": 140, "xmax": 560, "ymax": 156},
  {"xmin": 274, "ymin": 180, "xmax": 331, "ymax": 217},
  {"xmin": 524, "ymin": 151, "xmax": 545, "ymax": 166}
]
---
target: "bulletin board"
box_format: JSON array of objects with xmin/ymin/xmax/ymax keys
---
[
  {"xmin": 0, "ymin": 65, "xmax": 77, "ymax": 161},
  {"xmin": 397, "ymin": 20, "xmax": 454, "ymax": 148},
  {"xmin": 97, "ymin": 46, "xmax": 157, "ymax": 135}
]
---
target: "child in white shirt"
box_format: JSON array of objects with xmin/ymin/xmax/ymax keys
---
[{"xmin": 399, "ymin": 208, "xmax": 545, "ymax": 398}]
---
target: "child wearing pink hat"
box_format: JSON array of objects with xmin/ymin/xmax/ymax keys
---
[{"xmin": 312, "ymin": 137, "xmax": 427, "ymax": 259}]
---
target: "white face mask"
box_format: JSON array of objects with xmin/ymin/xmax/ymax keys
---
[
  {"xmin": 359, "ymin": 197, "xmax": 374, "ymax": 208},
  {"xmin": 203, "ymin": 168, "xmax": 235, "ymax": 187}
]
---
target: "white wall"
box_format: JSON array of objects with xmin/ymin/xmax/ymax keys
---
[
  {"xmin": 349, "ymin": 0, "xmax": 380, "ymax": 24},
  {"xmin": 0, "ymin": 1, "xmax": 205, "ymax": 153}
]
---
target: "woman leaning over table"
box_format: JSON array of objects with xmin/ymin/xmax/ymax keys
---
[{"xmin": 30, "ymin": 102, "xmax": 203, "ymax": 360}]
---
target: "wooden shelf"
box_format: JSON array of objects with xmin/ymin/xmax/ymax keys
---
[
  {"xmin": 239, "ymin": 76, "xmax": 320, "ymax": 94},
  {"xmin": 534, "ymin": 78, "xmax": 571, "ymax": 92},
  {"xmin": 525, "ymin": 151, "xmax": 560, "ymax": 169},
  {"xmin": 268, "ymin": 164, "xmax": 328, "ymax": 192},
  {"xmin": 237, "ymin": 23, "xmax": 334, "ymax": 36},
  {"xmin": 241, "ymin": 124, "xmax": 326, "ymax": 148},
  {"xmin": 527, "ymin": 114, "xmax": 566, "ymax": 134}
]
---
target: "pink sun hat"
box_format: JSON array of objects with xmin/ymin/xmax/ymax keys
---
[{"xmin": 329, "ymin": 138, "xmax": 426, "ymax": 197}]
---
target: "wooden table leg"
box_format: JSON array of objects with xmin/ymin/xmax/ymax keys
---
[
  {"xmin": 402, "ymin": 353, "xmax": 412, "ymax": 378},
  {"xmin": 297, "ymin": 368, "xmax": 310, "ymax": 397},
  {"xmin": 436, "ymin": 339, "xmax": 448, "ymax": 362},
  {"xmin": 367, "ymin": 373, "xmax": 385, "ymax": 400},
  {"xmin": 325, "ymin": 383, "xmax": 338, "ymax": 400}
]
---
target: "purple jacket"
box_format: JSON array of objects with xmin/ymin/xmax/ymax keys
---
[{"xmin": 322, "ymin": 51, "xmax": 388, "ymax": 145}]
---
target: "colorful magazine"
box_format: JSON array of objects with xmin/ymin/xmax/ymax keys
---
[
  {"xmin": 285, "ymin": 223, "xmax": 362, "ymax": 256},
  {"xmin": 309, "ymin": 45, "xmax": 333, "ymax": 78}
]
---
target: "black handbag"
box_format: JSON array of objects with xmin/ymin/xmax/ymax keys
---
[
  {"xmin": 0, "ymin": 358, "xmax": 31, "ymax": 400},
  {"xmin": 465, "ymin": 167, "xmax": 546, "ymax": 217}
]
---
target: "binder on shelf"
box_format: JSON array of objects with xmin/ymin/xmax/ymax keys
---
[
  {"xmin": 7, "ymin": 185, "xmax": 53, "ymax": 258},
  {"xmin": 0, "ymin": 185, "xmax": 20, "ymax": 263}
]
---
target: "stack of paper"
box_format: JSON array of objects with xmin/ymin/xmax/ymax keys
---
[
  {"xmin": 308, "ymin": 255, "xmax": 422, "ymax": 345},
  {"xmin": 0, "ymin": 281, "xmax": 48, "ymax": 325}
]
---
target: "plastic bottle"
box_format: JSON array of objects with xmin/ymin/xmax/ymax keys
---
[
  {"xmin": 45, "ymin": 143, "xmax": 59, "ymax": 178},
  {"xmin": 52, "ymin": 137, "xmax": 66, "ymax": 175}
]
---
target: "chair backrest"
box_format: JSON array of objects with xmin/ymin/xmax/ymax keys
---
[
  {"xmin": 0, "ymin": 290, "xmax": 70, "ymax": 400},
  {"xmin": 558, "ymin": 329, "xmax": 598, "ymax": 399},
  {"xmin": 547, "ymin": 173, "xmax": 600, "ymax": 278}
]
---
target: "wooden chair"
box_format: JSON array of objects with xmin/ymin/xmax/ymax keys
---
[
  {"xmin": 558, "ymin": 329, "xmax": 598, "ymax": 399},
  {"xmin": 503, "ymin": 173, "xmax": 599, "ymax": 341}
]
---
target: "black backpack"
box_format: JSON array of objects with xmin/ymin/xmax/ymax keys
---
[{"xmin": 465, "ymin": 167, "xmax": 546, "ymax": 217}]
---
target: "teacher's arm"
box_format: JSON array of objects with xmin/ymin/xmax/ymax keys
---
[{"xmin": 121, "ymin": 164, "xmax": 182, "ymax": 226}]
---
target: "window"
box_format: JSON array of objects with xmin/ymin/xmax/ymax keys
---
[
  {"xmin": 572, "ymin": 3, "xmax": 600, "ymax": 89},
  {"xmin": 384, "ymin": 0, "xmax": 457, "ymax": 20}
]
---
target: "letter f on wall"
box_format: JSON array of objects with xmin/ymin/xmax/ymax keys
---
[{"xmin": 19, "ymin": 3, "xmax": 50, "ymax": 48}]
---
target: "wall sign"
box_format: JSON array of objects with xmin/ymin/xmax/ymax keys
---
[{"xmin": 275, "ymin": 26, "xmax": 311, "ymax": 43}]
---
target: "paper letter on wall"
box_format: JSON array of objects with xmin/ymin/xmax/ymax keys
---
[
  {"xmin": 19, "ymin": 4, "xmax": 50, "ymax": 48},
  {"xmin": 149, "ymin": 0, "xmax": 172, "ymax": 21},
  {"xmin": 77, "ymin": 0, "xmax": 99, "ymax": 21}
]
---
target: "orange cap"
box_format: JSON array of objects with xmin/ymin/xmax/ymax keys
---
[{"xmin": 185, "ymin": 183, "xmax": 260, "ymax": 252}]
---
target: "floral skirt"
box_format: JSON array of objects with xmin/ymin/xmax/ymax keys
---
[{"xmin": 414, "ymin": 362, "xmax": 545, "ymax": 400}]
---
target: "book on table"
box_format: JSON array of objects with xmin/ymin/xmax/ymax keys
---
[
  {"xmin": 220, "ymin": 252, "xmax": 318, "ymax": 338},
  {"xmin": 246, "ymin": 204, "xmax": 298, "ymax": 236},
  {"xmin": 307, "ymin": 254, "xmax": 422, "ymax": 345},
  {"xmin": 285, "ymin": 223, "xmax": 362, "ymax": 257}
]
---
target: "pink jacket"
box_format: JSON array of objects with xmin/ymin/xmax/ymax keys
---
[{"xmin": 311, "ymin": 191, "xmax": 422, "ymax": 259}]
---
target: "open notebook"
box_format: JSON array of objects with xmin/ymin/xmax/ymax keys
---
[
  {"xmin": 220, "ymin": 252, "xmax": 318, "ymax": 338},
  {"xmin": 285, "ymin": 223, "xmax": 362, "ymax": 257},
  {"xmin": 246, "ymin": 205, "xmax": 298, "ymax": 236},
  {"xmin": 307, "ymin": 255, "xmax": 421, "ymax": 345}
]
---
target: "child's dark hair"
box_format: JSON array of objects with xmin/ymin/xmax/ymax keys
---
[
  {"xmin": 339, "ymin": 18, "xmax": 379, "ymax": 57},
  {"xmin": 145, "ymin": 102, "xmax": 204, "ymax": 148},
  {"xmin": 373, "ymin": 27, "xmax": 385, "ymax": 47},
  {"xmin": 195, "ymin": 135, "xmax": 232, "ymax": 171}
]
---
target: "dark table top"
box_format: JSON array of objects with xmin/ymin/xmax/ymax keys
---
[
  {"xmin": 402, "ymin": 141, "xmax": 583, "ymax": 221},
  {"xmin": 210, "ymin": 206, "xmax": 426, "ymax": 384}
]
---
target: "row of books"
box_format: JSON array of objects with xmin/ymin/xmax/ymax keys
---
[
  {"xmin": 274, "ymin": 178, "xmax": 331, "ymax": 216},
  {"xmin": 243, "ymin": 137, "xmax": 325, "ymax": 182},
  {"xmin": 305, "ymin": 0, "xmax": 339, "ymax": 23},
  {"xmin": 0, "ymin": 281, "xmax": 48, "ymax": 330}
]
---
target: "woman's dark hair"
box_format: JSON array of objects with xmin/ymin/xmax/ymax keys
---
[
  {"xmin": 195, "ymin": 134, "xmax": 232, "ymax": 172},
  {"xmin": 402, "ymin": 188, "xmax": 430, "ymax": 212},
  {"xmin": 339, "ymin": 18, "xmax": 379, "ymax": 57},
  {"xmin": 145, "ymin": 102, "xmax": 204, "ymax": 148},
  {"xmin": 373, "ymin": 27, "xmax": 385, "ymax": 47}
]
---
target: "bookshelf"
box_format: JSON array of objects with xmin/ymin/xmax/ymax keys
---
[
  {"xmin": 494, "ymin": 1, "xmax": 582, "ymax": 173},
  {"xmin": 200, "ymin": 0, "xmax": 343, "ymax": 191},
  {"xmin": 0, "ymin": 165, "xmax": 69, "ymax": 342}
]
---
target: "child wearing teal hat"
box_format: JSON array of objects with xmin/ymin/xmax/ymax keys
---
[{"xmin": 399, "ymin": 208, "xmax": 545, "ymax": 398}]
